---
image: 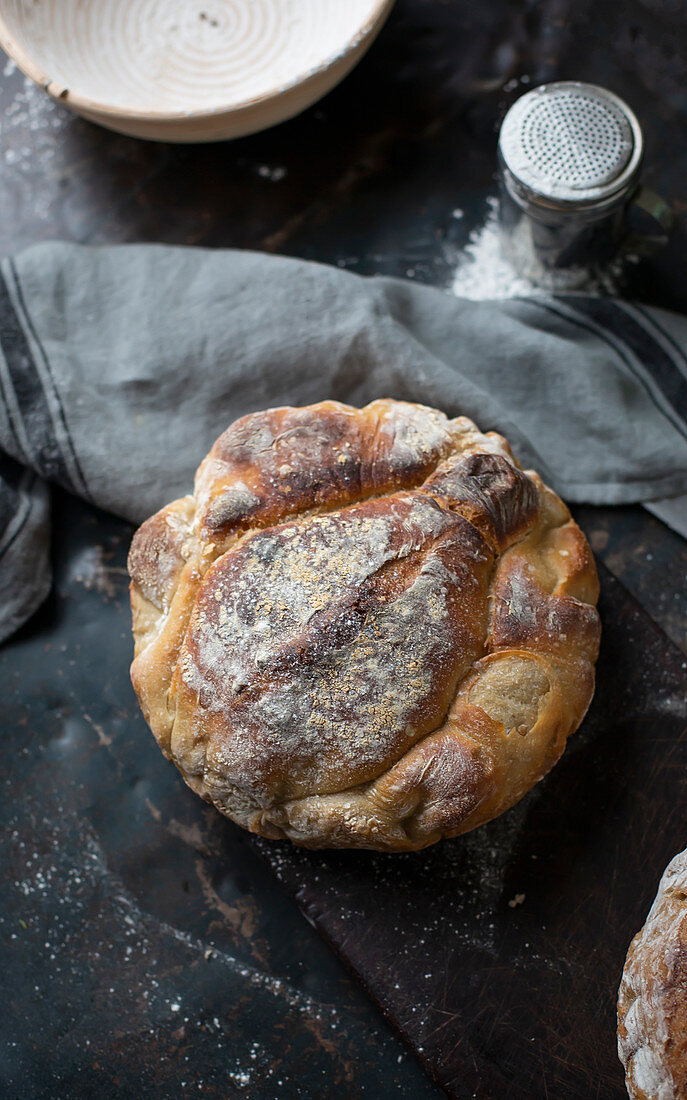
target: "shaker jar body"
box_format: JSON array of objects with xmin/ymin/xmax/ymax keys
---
[{"xmin": 498, "ymin": 164, "xmax": 632, "ymax": 289}]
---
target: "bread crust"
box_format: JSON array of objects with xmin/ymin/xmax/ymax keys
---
[
  {"xmin": 619, "ymin": 849, "xmax": 687, "ymax": 1100},
  {"xmin": 129, "ymin": 399, "xmax": 600, "ymax": 851}
]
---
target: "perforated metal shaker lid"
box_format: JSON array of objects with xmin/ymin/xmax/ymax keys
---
[{"xmin": 499, "ymin": 82, "xmax": 643, "ymax": 207}]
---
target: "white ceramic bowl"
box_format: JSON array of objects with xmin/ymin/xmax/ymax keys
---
[{"xmin": 0, "ymin": 0, "xmax": 395, "ymax": 142}]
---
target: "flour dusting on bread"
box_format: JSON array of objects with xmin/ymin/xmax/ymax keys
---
[{"xmin": 129, "ymin": 399, "xmax": 600, "ymax": 851}]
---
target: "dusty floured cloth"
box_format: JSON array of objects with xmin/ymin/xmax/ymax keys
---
[{"xmin": 1, "ymin": 241, "xmax": 687, "ymax": 643}]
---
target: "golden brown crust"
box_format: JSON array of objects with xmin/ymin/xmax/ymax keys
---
[
  {"xmin": 618, "ymin": 849, "xmax": 687, "ymax": 1100},
  {"xmin": 129, "ymin": 399, "xmax": 600, "ymax": 851},
  {"xmin": 195, "ymin": 399, "xmax": 460, "ymax": 547}
]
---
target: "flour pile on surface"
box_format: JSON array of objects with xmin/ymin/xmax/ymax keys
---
[{"xmin": 450, "ymin": 197, "xmax": 626, "ymax": 300}]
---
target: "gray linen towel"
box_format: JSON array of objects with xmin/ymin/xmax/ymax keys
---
[{"xmin": 1, "ymin": 241, "xmax": 687, "ymax": 643}]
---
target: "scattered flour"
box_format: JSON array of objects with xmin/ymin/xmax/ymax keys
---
[
  {"xmin": 5, "ymin": 797, "xmax": 347, "ymax": 1093},
  {"xmin": 0, "ymin": 69, "xmax": 70, "ymax": 174},
  {"xmin": 451, "ymin": 198, "xmax": 536, "ymax": 300},
  {"xmin": 0, "ymin": 69, "xmax": 73, "ymax": 224},
  {"xmin": 69, "ymin": 544, "xmax": 128, "ymax": 598},
  {"xmin": 450, "ymin": 196, "xmax": 627, "ymax": 300},
  {"xmin": 256, "ymin": 164, "xmax": 287, "ymax": 182}
]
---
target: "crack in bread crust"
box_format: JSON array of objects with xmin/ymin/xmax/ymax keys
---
[{"xmin": 129, "ymin": 399, "xmax": 600, "ymax": 852}]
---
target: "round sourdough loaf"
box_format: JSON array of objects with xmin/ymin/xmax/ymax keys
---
[
  {"xmin": 128, "ymin": 399, "xmax": 600, "ymax": 851},
  {"xmin": 619, "ymin": 849, "xmax": 687, "ymax": 1100}
]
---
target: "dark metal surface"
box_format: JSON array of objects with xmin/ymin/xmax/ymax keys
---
[
  {"xmin": 1, "ymin": 1, "xmax": 687, "ymax": 1096},
  {"xmin": 254, "ymin": 564, "xmax": 687, "ymax": 1098},
  {"xmin": 0, "ymin": 0, "xmax": 685, "ymax": 656},
  {"xmin": 2, "ymin": 504, "xmax": 685, "ymax": 1100},
  {"xmin": 0, "ymin": 493, "xmax": 441, "ymax": 1099}
]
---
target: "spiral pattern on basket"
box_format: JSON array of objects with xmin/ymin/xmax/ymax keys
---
[{"xmin": 7, "ymin": 0, "xmax": 381, "ymax": 111}]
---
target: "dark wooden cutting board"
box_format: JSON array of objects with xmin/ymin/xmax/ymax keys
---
[{"xmin": 251, "ymin": 561, "xmax": 687, "ymax": 1099}]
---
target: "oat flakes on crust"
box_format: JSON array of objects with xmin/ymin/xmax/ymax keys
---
[{"xmin": 128, "ymin": 399, "xmax": 601, "ymax": 851}]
